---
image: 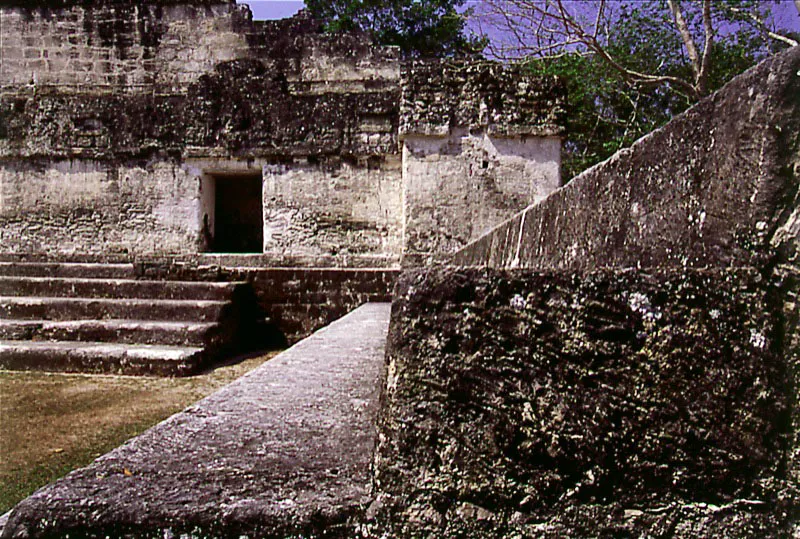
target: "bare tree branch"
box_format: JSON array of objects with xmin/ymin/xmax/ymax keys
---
[
  {"xmin": 473, "ymin": 0, "xmax": 792, "ymax": 102},
  {"xmin": 767, "ymin": 30, "xmax": 799, "ymax": 48},
  {"xmin": 581, "ymin": 35, "xmax": 701, "ymax": 98},
  {"xmin": 469, "ymin": 0, "xmax": 794, "ymax": 179},
  {"xmin": 723, "ymin": 4, "xmax": 799, "ymax": 48},
  {"xmin": 593, "ymin": 0, "xmax": 606, "ymax": 39},
  {"xmin": 667, "ymin": 0, "xmax": 702, "ymax": 83},
  {"xmin": 476, "ymin": 0, "xmax": 706, "ymax": 98},
  {"xmin": 697, "ymin": 0, "xmax": 713, "ymax": 95}
]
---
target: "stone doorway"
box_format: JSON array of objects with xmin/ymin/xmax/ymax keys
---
[{"xmin": 208, "ymin": 172, "xmax": 264, "ymax": 253}]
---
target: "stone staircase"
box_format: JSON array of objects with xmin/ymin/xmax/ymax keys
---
[{"xmin": 0, "ymin": 262, "xmax": 260, "ymax": 376}]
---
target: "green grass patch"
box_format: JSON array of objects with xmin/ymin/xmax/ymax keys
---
[{"xmin": 0, "ymin": 352, "xmax": 279, "ymax": 515}]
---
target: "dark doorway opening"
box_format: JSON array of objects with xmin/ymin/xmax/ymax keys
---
[{"xmin": 212, "ymin": 173, "xmax": 263, "ymax": 253}]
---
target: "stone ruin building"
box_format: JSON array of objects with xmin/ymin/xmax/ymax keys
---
[
  {"xmin": 0, "ymin": 0, "xmax": 564, "ymax": 372},
  {"xmin": 1, "ymin": 0, "xmax": 800, "ymax": 538}
]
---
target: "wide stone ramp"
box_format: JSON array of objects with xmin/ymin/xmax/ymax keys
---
[
  {"xmin": 1, "ymin": 303, "xmax": 391, "ymax": 539},
  {"xmin": 0, "ymin": 262, "xmax": 258, "ymax": 376}
]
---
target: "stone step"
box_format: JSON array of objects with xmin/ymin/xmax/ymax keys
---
[
  {"xmin": 0, "ymin": 262, "xmax": 264, "ymax": 377},
  {"xmin": 0, "ymin": 296, "xmax": 228, "ymax": 323},
  {"xmin": 0, "ymin": 262, "xmax": 135, "ymax": 279},
  {"xmin": 0, "ymin": 276, "xmax": 245, "ymax": 301},
  {"xmin": 0, "ymin": 340, "xmax": 205, "ymax": 377},
  {"xmin": 0, "ymin": 319, "xmax": 222, "ymax": 348},
  {"xmin": 192, "ymin": 253, "xmax": 397, "ymax": 269}
]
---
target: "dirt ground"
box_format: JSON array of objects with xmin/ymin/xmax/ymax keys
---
[{"xmin": 0, "ymin": 351, "xmax": 280, "ymax": 514}]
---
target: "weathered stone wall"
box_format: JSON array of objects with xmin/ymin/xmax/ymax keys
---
[
  {"xmin": 374, "ymin": 47, "xmax": 800, "ymax": 536},
  {"xmin": 373, "ymin": 268, "xmax": 793, "ymax": 537},
  {"xmin": 0, "ymin": 157, "xmax": 405, "ymax": 260},
  {"xmin": 261, "ymin": 158, "xmax": 403, "ymax": 261},
  {"xmin": 449, "ymin": 47, "xmax": 800, "ymax": 493},
  {"xmin": 243, "ymin": 267, "xmax": 397, "ymax": 342},
  {"xmin": 0, "ymin": 2, "xmax": 247, "ymax": 92},
  {"xmin": 401, "ymin": 61, "xmax": 564, "ymax": 264},
  {"xmin": 0, "ymin": 2, "xmax": 564, "ymax": 264},
  {"xmin": 400, "ymin": 61, "xmax": 564, "ymax": 138},
  {"xmin": 0, "ymin": 160, "xmax": 201, "ymax": 256},
  {"xmin": 136, "ymin": 260, "xmax": 399, "ymax": 343},
  {"xmin": 0, "ymin": 2, "xmax": 410, "ymax": 261},
  {"xmin": 0, "ymin": 0, "xmax": 400, "ymax": 94}
]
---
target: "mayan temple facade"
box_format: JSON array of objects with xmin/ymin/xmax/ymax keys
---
[
  {"xmin": 2, "ymin": 2, "xmax": 799, "ymax": 537},
  {"xmin": 0, "ymin": 0, "xmax": 565, "ymax": 372},
  {"xmin": 0, "ymin": 0, "xmax": 564, "ymax": 267}
]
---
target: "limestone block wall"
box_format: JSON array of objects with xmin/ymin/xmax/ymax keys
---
[
  {"xmin": 0, "ymin": 160, "xmax": 200, "ymax": 256},
  {"xmin": 136, "ymin": 261, "xmax": 399, "ymax": 342},
  {"xmin": 261, "ymin": 159, "xmax": 403, "ymax": 261},
  {"xmin": 375, "ymin": 267, "xmax": 791, "ymax": 537},
  {"xmin": 0, "ymin": 2, "xmax": 406, "ymax": 262},
  {"xmin": 0, "ymin": 1, "xmax": 248, "ymax": 92},
  {"xmin": 0, "ymin": 0, "xmax": 403, "ymax": 95},
  {"xmin": 402, "ymin": 131, "xmax": 560, "ymax": 262},
  {"xmin": 400, "ymin": 61, "xmax": 564, "ymax": 264},
  {"xmin": 373, "ymin": 48, "xmax": 800, "ymax": 536},
  {"xmin": 296, "ymin": 37, "xmax": 401, "ymax": 93},
  {"xmin": 241, "ymin": 267, "xmax": 397, "ymax": 342},
  {"xmin": 452, "ymin": 44, "xmax": 800, "ymax": 489}
]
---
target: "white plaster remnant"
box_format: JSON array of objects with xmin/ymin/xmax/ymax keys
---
[
  {"xmin": 402, "ymin": 130, "xmax": 560, "ymax": 259},
  {"xmin": 628, "ymin": 292, "xmax": 650, "ymax": 313},
  {"xmin": 568, "ymin": 241, "xmax": 579, "ymax": 261},
  {"xmin": 386, "ymin": 360, "xmax": 398, "ymax": 392},
  {"xmin": 771, "ymin": 206, "xmax": 800, "ymax": 251},
  {"xmin": 512, "ymin": 211, "xmax": 527, "ymax": 269}
]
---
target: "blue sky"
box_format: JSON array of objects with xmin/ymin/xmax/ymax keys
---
[
  {"xmin": 240, "ymin": 1, "xmax": 799, "ymax": 31},
  {"xmin": 241, "ymin": 1, "xmax": 303, "ymax": 20}
]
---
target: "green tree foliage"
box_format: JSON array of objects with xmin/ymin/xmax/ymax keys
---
[
  {"xmin": 304, "ymin": 0, "xmax": 484, "ymax": 57},
  {"xmin": 480, "ymin": 0, "xmax": 797, "ymax": 180}
]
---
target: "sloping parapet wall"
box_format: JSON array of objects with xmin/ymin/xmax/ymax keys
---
[
  {"xmin": 453, "ymin": 47, "xmax": 800, "ymax": 273},
  {"xmin": 373, "ymin": 47, "xmax": 800, "ymax": 536},
  {"xmin": 1, "ymin": 303, "xmax": 392, "ymax": 538}
]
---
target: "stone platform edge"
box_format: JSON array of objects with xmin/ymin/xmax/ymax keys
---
[{"xmin": 1, "ymin": 303, "xmax": 392, "ymax": 539}]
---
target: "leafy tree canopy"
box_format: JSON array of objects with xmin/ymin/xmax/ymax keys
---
[
  {"xmin": 305, "ymin": 0, "xmax": 485, "ymax": 57},
  {"xmin": 478, "ymin": 0, "xmax": 798, "ymax": 179}
]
